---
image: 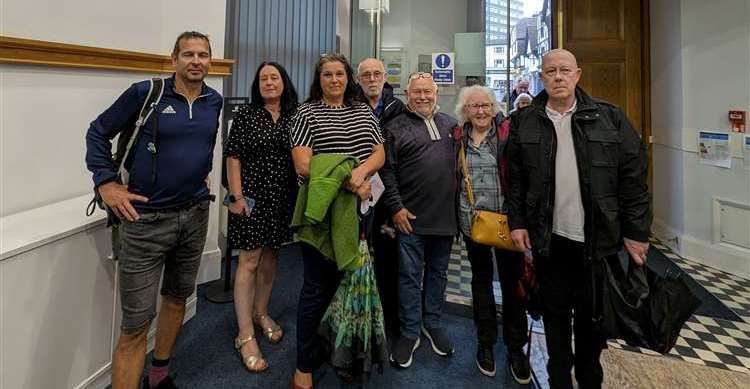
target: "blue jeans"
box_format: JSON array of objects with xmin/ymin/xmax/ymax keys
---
[{"xmin": 397, "ymin": 233, "xmax": 453, "ymax": 339}]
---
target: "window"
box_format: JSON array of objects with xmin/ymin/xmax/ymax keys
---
[
  {"xmin": 494, "ymin": 46, "xmax": 505, "ymax": 54},
  {"xmin": 494, "ymin": 59, "xmax": 504, "ymax": 67}
]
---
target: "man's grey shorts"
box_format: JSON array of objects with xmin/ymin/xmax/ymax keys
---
[{"xmin": 117, "ymin": 200, "xmax": 210, "ymax": 332}]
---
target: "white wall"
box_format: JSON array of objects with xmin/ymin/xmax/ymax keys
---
[
  {"xmin": 0, "ymin": 1, "xmax": 226, "ymax": 387},
  {"xmin": 651, "ymin": 0, "xmax": 750, "ymax": 276}
]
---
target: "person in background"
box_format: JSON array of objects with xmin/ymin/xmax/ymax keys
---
[
  {"xmin": 85, "ymin": 31, "xmax": 222, "ymax": 389},
  {"xmin": 380, "ymin": 72, "xmax": 458, "ymax": 368},
  {"xmin": 355, "ymin": 57, "xmax": 406, "ymax": 336},
  {"xmin": 508, "ymin": 79, "xmax": 530, "ymax": 112},
  {"xmin": 453, "ymin": 85, "xmax": 531, "ymax": 383},
  {"xmin": 507, "ymin": 48, "xmax": 651, "ymax": 389},
  {"xmin": 511, "ymin": 92, "xmax": 533, "ymax": 113},
  {"xmin": 225, "ymin": 61, "xmax": 299, "ymax": 373},
  {"xmin": 290, "ymin": 54, "xmax": 385, "ymax": 389}
]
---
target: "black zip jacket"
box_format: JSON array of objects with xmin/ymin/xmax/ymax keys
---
[
  {"xmin": 506, "ymin": 86, "xmax": 651, "ymax": 261},
  {"xmin": 356, "ymin": 82, "xmax": 406, "ymax": 129}
]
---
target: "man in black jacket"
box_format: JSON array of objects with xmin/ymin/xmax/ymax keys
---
[
  {"xmin": 357, "ymin": 58, "xmax": 406, "ymax": 126},
  {"xmin": 507, "ymin": 49, "xmax": 651, "ymax": 389},
  {"xmin": 356, "ymin": 58, "xmax": 406, "ymax": 336},
  {"xmin": 380, "ymin": 73, "xmax": 458, "ymax": 368}
]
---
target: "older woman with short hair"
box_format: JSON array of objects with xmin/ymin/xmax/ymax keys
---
[
  {"xmin": 290, "ymin": 54, "xmax": 385, "ymax": 389},
  {"xmin": 453, "ymin": 85, "xmax": 530, "ymax": 384}
]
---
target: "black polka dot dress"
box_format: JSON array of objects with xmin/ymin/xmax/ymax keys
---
[{"xmin": 224, "ymin": 104, "xmax": 297, "ymax": 250}]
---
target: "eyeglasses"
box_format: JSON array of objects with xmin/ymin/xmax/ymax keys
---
[
  {"xmin": 408, "ymin": 72, "xmax": 433, "ymax": 81},
  {"xmin": 359, "ymin": 71, "xmax": 384, "ymax": 80},
  {"xmin": 467, "ymin": 103, "xmax": 494, "ymax": 112}
]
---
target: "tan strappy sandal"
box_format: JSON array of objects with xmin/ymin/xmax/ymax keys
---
[
  {"xmin": 254, "ymin": 313, "xmax": 284, "ymax": 343},
  {"xmin": 234, "ymin": 334, "xmax": 268, "ymax": 373}
]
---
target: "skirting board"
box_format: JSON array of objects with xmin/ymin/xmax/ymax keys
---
[
  {"xmin": 653, "ymin": 217, "xmax": 750, "ymax": 278},
  {"xmin": 74, "ymin": 291, "xmax": 199, "ymax": 388}
]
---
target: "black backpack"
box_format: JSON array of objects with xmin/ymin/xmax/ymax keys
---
[{"xmin": 86, "ymin": 78, "xmax": 165, "ymax": 226}]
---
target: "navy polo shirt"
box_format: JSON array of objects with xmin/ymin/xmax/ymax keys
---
[{"xmin": 86, "ymin": 75, "xmax": 223, "ymax": 211}]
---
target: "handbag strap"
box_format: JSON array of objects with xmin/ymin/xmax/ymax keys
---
[{"xmin": 459, "ymin": 141, "xmax": 476, "ymax": 208}]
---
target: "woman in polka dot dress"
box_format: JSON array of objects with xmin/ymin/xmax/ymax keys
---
[{"xmin": 225, "ymin": 61, "xmax": 299, "ymax": 373}]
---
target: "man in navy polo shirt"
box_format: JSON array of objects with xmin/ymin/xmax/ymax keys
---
[{"xmin": 86, "ymin": 31, "xmax": 222, "ymax": 389}]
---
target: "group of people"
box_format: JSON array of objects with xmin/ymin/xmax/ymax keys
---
[{"xmin": 86, "ymin": 31, "xmax": 651, "ymax": 389}]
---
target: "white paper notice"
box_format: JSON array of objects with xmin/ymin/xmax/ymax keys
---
[
  {"xmin": 360, "ymin": 173, "xmax": 385, "ymax": 214},
  {"xmin": 698, "ymin": 131, "xmax": 732, "ymax": 169}
]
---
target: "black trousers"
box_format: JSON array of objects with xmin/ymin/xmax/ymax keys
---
[
  {"xmin": 464, "ymin": 237, "xmax": 528, "ymax": 351},
  {"xmin": 372, "ymin": 204, "xmax": 400, "ymax": 336},
  {"xmin": 537, "ymin": 234, "xmax": 606, "ymax": 389},
  {"xmin": 296, "ymin": 242, "xmax": 343, "ymax": 373}
]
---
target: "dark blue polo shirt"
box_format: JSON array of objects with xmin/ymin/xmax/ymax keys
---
[{"xmin": 86, "ymin": 75, "xmax": 223, "ymax": 211}]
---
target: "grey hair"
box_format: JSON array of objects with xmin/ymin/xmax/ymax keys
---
[
  {"xmin": 356, "ymin": 58, "xmax": 385, "ymax": 75},
  {"xmin": 513, "ymin": 92, "xmax": 533, "ymax": 109},
  {"xmin": 454, "ymin": 85, "xmax": 501, "ymax": 124}
]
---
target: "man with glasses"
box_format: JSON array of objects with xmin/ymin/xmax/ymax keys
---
[
  {"xmin": 356, "ymin": 58, "xmax": 406, "ymax": 337},
  {"xmin": 356, "ymin": 58, "xmax": 406, "ymax": 126},
  {"xmin": 507, "ymin": 49, "xmax": 651, "ymax": 389},
  {"xmin": 380, "ymin": 72, "xmax": 458, "ymax": 368}
]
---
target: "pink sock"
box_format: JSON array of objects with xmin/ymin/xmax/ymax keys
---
[{"xmin": 148, "ymin": 361, "xmax": 169, "ymax": 388}]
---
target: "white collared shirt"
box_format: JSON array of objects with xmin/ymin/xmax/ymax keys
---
[{"xmin": 546, "ymin": 102, "xmax": 585, "ymax": 243}]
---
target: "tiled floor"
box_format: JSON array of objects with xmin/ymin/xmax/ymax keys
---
[{"xmin": 443, "ymin": 237, "xmax": 750, "ymax": 375}]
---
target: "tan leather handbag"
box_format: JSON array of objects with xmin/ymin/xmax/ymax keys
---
[{"xmin": 459, "ymin": 141, "xmax": 522, "ymax": 252}]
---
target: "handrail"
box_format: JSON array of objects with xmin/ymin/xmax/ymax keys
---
[{"xmin": 0, "ymin": 35, "xmax": 234, "ymax": 76}]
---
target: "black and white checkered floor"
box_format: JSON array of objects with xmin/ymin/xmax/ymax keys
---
[{"xmin": 444, "ymin": 237, "xmax": 750, "ymax": 374}]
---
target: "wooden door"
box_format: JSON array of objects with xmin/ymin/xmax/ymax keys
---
[{"xmin": 554, "ymin": 0, "xmax": 652, "ymax": 179}]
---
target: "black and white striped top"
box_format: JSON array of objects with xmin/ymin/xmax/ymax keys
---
[{"xmin": 290, "ymin": 100, "xmax": 383, "ymax": 163}]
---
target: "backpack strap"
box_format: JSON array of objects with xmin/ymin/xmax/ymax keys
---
[
  {"xmin": 118, "ymin": 77, "xmax": 165, "ymax": 184},
  {"xmin": 87, "ymin": 78, "xmax": 164, "ymax": 219}
]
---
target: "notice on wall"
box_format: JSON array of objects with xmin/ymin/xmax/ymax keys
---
[
  {"xmin": 431, "ymin": 52, "xmax": 455, "ymax": 85},
  {"xmin": 744, "ymin": 135, "xmax": 750, "ymax": 170},
  {"xmin": 698, "ymin": 131, "xmax": 732, "ymax": 169},
  {"xmin": 381, "ymin": 49, "xmax": 405, "ymax": 92}
]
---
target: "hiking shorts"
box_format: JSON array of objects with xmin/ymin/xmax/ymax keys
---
[{"xmin": 117, "ymin": 200, "xmax": 210, "ymax": 333}]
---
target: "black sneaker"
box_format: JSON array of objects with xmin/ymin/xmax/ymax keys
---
[
  {"xmin": 475, "ymin": 345, "xmax": 496, "ymax": 377},
  {"xmin": 421, "ymin": 326, "xmax": 454, "ymax": 357},
  {"xmin": 142, "ymin": 375, "xmax": 178, "ymax": 389},
  {"xmin": 509, "ymin": 349, "xmax": 531, "ymax": 385},
  {"xmin": 389, "ymin": 336, "xmax": 420, "ymax": 368}
]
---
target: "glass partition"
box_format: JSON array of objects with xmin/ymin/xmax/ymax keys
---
[{"xmin": 351, "ymin": 0, "xmax": 552, "ymax": 116}]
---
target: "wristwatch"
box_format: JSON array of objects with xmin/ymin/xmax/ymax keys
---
[{"xmin": 228, "ymin": 194, "xmax": 238, "ymax": 203}]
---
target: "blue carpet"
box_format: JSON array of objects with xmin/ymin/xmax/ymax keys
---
[{"xmin": 156, "ymin": 243, "xmax": 532, "ymax": 388}]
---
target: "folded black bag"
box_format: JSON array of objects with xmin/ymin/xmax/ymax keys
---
[{"xmin": 594, "ymin": 251, "xmax": 701, "ymax": 354}]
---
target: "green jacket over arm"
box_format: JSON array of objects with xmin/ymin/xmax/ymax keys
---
[{"xmin": 291, "ymin": 154, "xmax": 360, "ymax": 271}]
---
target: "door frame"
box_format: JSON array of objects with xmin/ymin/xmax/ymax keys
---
[{"xmin": 552, "ymin": 0, "xmax": 653, "ymax": 186}]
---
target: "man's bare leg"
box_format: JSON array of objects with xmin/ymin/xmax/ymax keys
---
[{"xmin": 112, "ymin": 323, "xmax": 149, "ymax": 389}]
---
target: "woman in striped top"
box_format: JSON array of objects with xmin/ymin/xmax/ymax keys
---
[{"xmin": 290, "ymin": 54, "xmax": 384, "ymax": 389}]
